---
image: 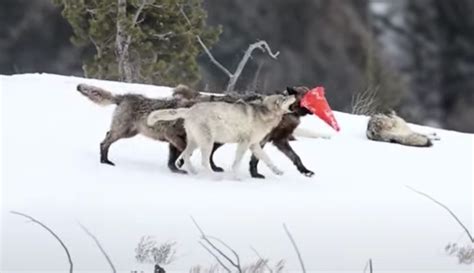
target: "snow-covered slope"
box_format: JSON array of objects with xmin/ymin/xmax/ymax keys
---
[{"xmin": 1, "ymin": 74, "xmax": 472, "ymax": 273}]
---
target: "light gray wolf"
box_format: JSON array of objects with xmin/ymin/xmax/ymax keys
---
[
  {"xmin": 147, "ymin": 94, "xmax": 297, "ymax": 176},
  {"xmin": 366, "ymin": 111, "xmax": 439, "ymax": 147}
]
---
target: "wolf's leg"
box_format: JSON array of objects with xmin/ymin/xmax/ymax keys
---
[
  {"xmin": 100, "ymin": 128, "xmax": 137, "ymax": 166},
  {"xmin": 165, "ymin": 134, "xmax": 188, "ymax": 173},
  {"xmin": 177, "ymin": 139, "xmax": 197, "ymax": 174},
  {"xmin": 199, "ymin": 142, "xmax": 215, "ymax": 174},
  {"xmin": 273, "ymin": 140, "xmax": 314, "ymax": 177},
  {"xmin": 249, "ymin": 141, "xmax": 267, "ymax": 179},
  {"xmin": 167, "ymin": 144, "xmax": 187, "ymax": 174},
  {"xmin": 231, "ymin": 142, "xmax": 251, "ymax": 174},
  {"xmin": 250, "ymin": 144, "xmax": 283, "ymax": 176},
  {"xmin": 210, "ymin": 143, "xmax": 224, "ymax": 172}
]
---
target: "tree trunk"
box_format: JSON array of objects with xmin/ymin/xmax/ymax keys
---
[{"xmin": 116, "ymin": 0, "xmax": 133, "ymax": 82}]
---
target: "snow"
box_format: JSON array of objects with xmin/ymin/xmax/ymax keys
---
[{"xmin": 1, "ymin": 73, "xmax": 472, "ymax": 273}]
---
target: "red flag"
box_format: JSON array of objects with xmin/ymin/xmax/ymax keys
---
[{"xmin": 300, "ymin": 87, "xmax": 340, "ymax": 131}]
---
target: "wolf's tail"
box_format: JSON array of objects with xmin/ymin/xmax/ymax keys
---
[
  {"xmin": 76, "ymin": 84, "xmax": 122, "ymax": 106},
  {"xmin": 374, "ymin": 131, "xmax": 433, "ymax": 147},
  {"xmin": 147, "ymin": 108, "xmax": 189, "ymax": 126},
  {"xmin": 397, "ymin": 133, "xmax": 433, "ymax": 147}
]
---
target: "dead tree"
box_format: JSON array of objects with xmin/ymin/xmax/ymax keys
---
[
  {"xmin": 11, "ymin": 211, "xmax": 74, "ymax": 273},
  {"xmin": 179, "ymin": 5, "xmax": 279, "ymax": 93}
]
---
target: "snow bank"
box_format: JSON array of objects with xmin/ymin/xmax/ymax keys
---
[{"xmin": 1, "ymin": 73, "xmax": 472, "ymax": 273}]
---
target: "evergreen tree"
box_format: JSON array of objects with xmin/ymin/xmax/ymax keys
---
[{"xmin": 53, "ymin": 0, "xmax": 220, "ymax": 86}]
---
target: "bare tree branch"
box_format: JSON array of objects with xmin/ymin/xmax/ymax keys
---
[
  {"xmin": 282, "ymin": 224, "xmax": 306, "ymax": 273},
  {"xmin": 226, "ymin": 41, "xmax": 279, "ymax": 93},
  {"xmin": 199, "ymin": 242, "xmax": 232, "ymax": 273},
  {"xmin": 191, "ymin": 216, "xmax": 242, "ymax": 273},
  {"xmin": 207, "ymin": 235, "xmax": 241, "ymax": 270},
  {"xmin": 178, "ymin": 4, "xmax": 232, "ymax": 78},
  {"xmin": 131, "ymin": 0, "xmax": 148, "ymax": 27},
  {"xmin": 80, "ymin": 223, "xmax": 116, "ymax": 273},
  {"xmin": 363, "ymin": 259, "xmax": 373, "ymax": 273},
  {"xmin": 11, "ymin": 211, "xmax": 74, "ymax": 273},
  {"xmin": 407, "ymin": 186, "xmax": 473, "ymax": 243}
]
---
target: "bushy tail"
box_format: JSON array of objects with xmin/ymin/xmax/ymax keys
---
[
  {"xmin": 374, "ymin": 131, "xmax": 433, "ymax": 147},
  {"xmin": 76, "ymin": 84, "xmax": 122, "ymax": 106},
  {"xmin": 397, "ymin": 133, "xmax": 433, "ymax": 147},
  {"xmin": 147, "ymin": 108, "xmax": 189, "ymax": 126}
]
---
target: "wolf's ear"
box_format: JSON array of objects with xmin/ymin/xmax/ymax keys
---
[{"xmin": 286, "ymin": 87, "xmax": 297, "ymax": 95}]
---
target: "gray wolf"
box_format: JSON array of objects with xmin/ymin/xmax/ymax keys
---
[
  {"xmin": 147, "ymin": 94, "xmax": 297, "ymax": 176},
  {"xmin": 366, "ymin": 111, "xmax": 439, "ymax": 147}
]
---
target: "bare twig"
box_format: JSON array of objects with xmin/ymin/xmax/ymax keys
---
[
  {"xmin": 131, "ymin": 0, "xmax": 148, "ymax": 27},
  {"xmin": 283, "ymin": 224, "xmax": 306, "ymax": 273},
  {"xmin": 80, "ymin": 224, "xmax": 116, "ymax": 273},
  {"xmin": 199, "ymin": 242, "xmax": 232, "ymax": 273},
  {"xmin": 196, "ymin": 35, "xmax": 233, "ymax": 77},
  {"xmin": 226, "ymin": 41, "xmax": 279, "ymax": 93},
  {"xmin": 191, "ymin": 217, "xmax": 242, "ymax": 273},
  {"xmin": 11, "ymin": 211, "xmax": 74, "ymax": 273},
  {"xmin": 407, "ymin": 186, "xmax": 473, "ymax": 243},
  {"xmin": 351, "ymin": 87, "xmax": 379, "ymax": 116},
  {"xmin": 363, "ymin": 259, "xmax": 373, "ymax": 273},
  {"xmin": 250, "ymin": 247, "xmax": 273, "ymax": 273}
]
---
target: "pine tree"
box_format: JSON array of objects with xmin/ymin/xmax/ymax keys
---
[{"xmin": 52, "ymin": 0, "xmax": 220, "ymax": 86}]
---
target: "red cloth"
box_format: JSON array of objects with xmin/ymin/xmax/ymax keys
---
[{"xmin": 300, "ymin": 87, "xmax": 340, "ymax": 131}]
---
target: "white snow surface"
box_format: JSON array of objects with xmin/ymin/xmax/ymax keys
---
[{"xmin": 1, "ymin": 73, "xmax": 472, "ymax": 273}]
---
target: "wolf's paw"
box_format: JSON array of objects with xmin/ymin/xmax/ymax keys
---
[
  {"xmin": 302, "ymin": 170, "xmax": 315, "ymax": 177},
  {"xmin": 101, "ymin": 159, "xmax": 115, "ymax": 166},
  {"xmin": 211, "ymin": 165, "xmax": 225, "ymax": 172},
  {"xmin": 171, "ymin": 168, "xmax": 187, "ymax": 175},
  {"xmin": 272, "ymin": 168, "xmax": 284, "ymax": 176},
  {"xmin": 251, "ymin": 172, "xmax": 266, "ymax": 179}
]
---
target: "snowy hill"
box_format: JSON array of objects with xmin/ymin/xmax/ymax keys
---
[{"xmin": 1, "ymin": 73, "xmax": 472, "ymax": 273}]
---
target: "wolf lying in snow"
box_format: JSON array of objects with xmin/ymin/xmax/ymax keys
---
[
  {"xmin": 366, "ymin": 111, "xmax": 439, "ymax": 147},
  {"xmin": 147, "ymin": 94, "xmax": 297, "ymax": 176}
]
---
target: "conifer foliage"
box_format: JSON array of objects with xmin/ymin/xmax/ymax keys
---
[{"xmin": 53, "ymin": 0, "xmax": 220, "ymax": 85}]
